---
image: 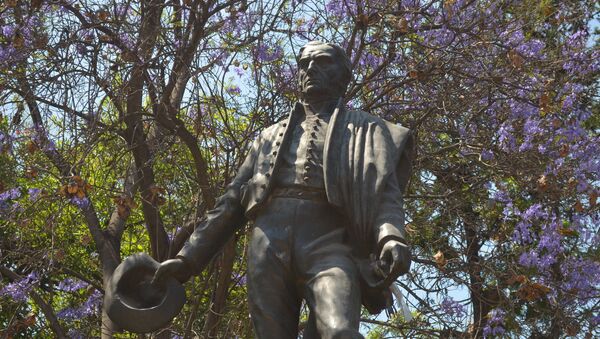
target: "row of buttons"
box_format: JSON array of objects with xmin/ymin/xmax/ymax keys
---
[
  {"xmin": 302, "ymin": 118, "xmax": 322, "ymax": 182},
  {"xmin": 256, "ymin": 122, "xmax": 288, "ymax": 201}
]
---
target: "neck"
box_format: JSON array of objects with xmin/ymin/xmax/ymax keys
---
[{"xmin": 300, "ymin": 96, "xmax": 340, "ymax": 117}]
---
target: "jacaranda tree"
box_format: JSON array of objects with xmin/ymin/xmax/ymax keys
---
[{"xmin": 1, "ymin": 0, "xmax": 598, "ymax": 338}]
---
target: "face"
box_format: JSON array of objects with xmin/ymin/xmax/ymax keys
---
[{"xmin": 298, "ymin": 44, "xmax": 347, "ymax": 100}]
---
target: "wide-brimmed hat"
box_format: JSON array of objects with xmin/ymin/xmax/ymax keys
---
[{"xmin": 104, "ymin": 253, "xmax": 186, "ymax": 333}]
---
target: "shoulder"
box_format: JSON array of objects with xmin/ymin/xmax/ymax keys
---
[
  {"xmin": 264, "ymin": 117, "xmax": 289, "ymax": 133},
  {"xmin": 344, "ymin": 109, "xmax": 412, "ymax": 151},
  {"xmin": 345, "ymin": 109, "xmax": 411, "ymax": 134}
]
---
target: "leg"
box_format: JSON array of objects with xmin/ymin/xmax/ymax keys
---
[
  {"xmin": 304, "ymin": 258, "xmax": 363, "ymax": 339},
  {"xmin": 248, "ymin": 226, "xmax": 301, "ymax": 339}
]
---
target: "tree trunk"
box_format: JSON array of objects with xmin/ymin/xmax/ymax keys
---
[{"xmin": 202, "ymin": 238, "xmax": 237, "ymax": 338}]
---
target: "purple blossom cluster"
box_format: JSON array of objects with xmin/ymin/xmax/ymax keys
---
[
  {"xmin": 439, "ymin": 297, "xmax": 466, "ymax": 318},
  {"xmin": 28, "ymin": 188, "xmax": 41, "ymax": 201},
  {"xmin": 560, "ymin": 258, "xmax": 600, "ymax": 302},
  {"xmin": 57, "ymin": 278, "xmax": 89, "ymax": 292},
  {"xmin": 57, "ymin": 289, "xmax": 102, "ymax": 321},
  {"xmin": 255, "ymin": 43, "xmax": 283, "ymax": 63},
  {"xmin": 482, "ymin": 308, "xmax": 506, "ymax": 338},
  {"xmin": 226, "ymin": 85, "xmax": 241, "ymax": 96},
  {"xmin": 0, "ymin": 6, "xmax": 43, "ymax": 69},
  {"xmin": 232, "ymin": 272, "xmax": 247, "ymax": 287},
  {"xmin": 70, "ymin": 196, "xmax": 90, "ymax": 209},
  {"xmin": 0, "ymin": 272, "xmax": 39, "ymax": 302},
  {"xmin": 0, "ymin": 188, "xmax": 21, "ymax": 213}
]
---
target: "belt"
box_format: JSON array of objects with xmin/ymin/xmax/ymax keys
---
[{"xmin": 270, "ymin": 186, "xmax": 327, "ymax": 202}]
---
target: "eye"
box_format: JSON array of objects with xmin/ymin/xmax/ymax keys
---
[
  {"xmin": 316, "ymin": 56, "xmax": 333, "ymax": 65},
  {"xmin": 299, "ymin": 59, "xmax": 310, "ymax": 69}
]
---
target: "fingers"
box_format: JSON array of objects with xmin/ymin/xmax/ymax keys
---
[{"xmin": 388, "ymin": 245, "xmax": 411, "ymax": 277}]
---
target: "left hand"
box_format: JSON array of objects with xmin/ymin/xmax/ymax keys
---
[{"xmin": 377, "ymin": 239, "xmax": 411, "ymax": 281}]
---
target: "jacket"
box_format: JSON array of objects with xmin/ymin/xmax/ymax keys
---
[{"xmin": 178, "ymin": 101, "xmax": 414, "ymax": 312}]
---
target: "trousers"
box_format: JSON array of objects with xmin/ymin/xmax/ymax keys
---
[{"xmin": 247, "ymin": 197, "xmax": 364, "ymax": 339}]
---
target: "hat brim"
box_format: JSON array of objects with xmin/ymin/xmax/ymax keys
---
[{"xmin": 105, "ymin": 253, "xmax": 186, "ymax": 333}]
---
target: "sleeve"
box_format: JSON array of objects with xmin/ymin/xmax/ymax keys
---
[
  {"xmin": 373, "ymin": 171, "xmax": 408, "ymax": 255},
  {"xmin": 176, "ymin": 135, "xmax": 260, "ymax": 274}
]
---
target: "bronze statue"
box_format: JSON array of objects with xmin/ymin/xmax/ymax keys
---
[{"xmin": 119, "ymin": 41, "xmax": 414, "ymax": 338}]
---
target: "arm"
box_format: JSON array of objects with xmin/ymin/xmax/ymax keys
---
[{"xmin": 373, "ymin": 172, "xmax": 411, "ymax": 279}]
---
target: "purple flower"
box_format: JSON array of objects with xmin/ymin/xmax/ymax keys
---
[
  {"xmin": 67, "ymin": 329, "xmax": 86, "ymax": 339},
  {"xmin": 115, "ymin": 4, "xmax": 128, "ymax": 17},
  {"xmin": 1, "ymin": 25, "xmax": 16, "ymax": 38},
  {"xmin": 481, "ymin": 149, "xmax": 494, "ymax": 161},
  {"xmin": 119, "ymin": 33, "xmax": 136, "ymax": 51},
  {"xmin": 233, "ymin": 67, "xmax": 245, "ymax": 77},
  {"xmin": 57, "ymin": 278, "xmax": 89, "ymax": 292},
  {"xmin": 521, "ymin": 203, "xmax": 546, "ymax": 221},
  {"xmin": 75, "ymin": 43, "xmax": 86, "ymax": 55},
  {"xmin": 232, "ymin": 272, "xmax": 247, "ymax": 286},
  {"xmin": 483, "ymin": 308, "xmax": 506, "ymax": 338},
  {"xmin": 0, "ymin": 272, "xmax": 39, "ymax": 302},
  {"xmin": 513, "ymin": 221, "xmax": 534, "ymax": 244},
  {"xmin": 28, "ymin": 188, "xmax": 41, "ymax": 201},
  {"xmin": 326, "ymin": 0, "xmax": 358, "ymax": 17},
  {"xmin": 57, "ymin": 289, "xmax": 102, "ymax": 321},
  {"xmin": 497, "ymin": 123, "xmax": 516, "ymax": 151},
  {"xmin": 256, "ymin": 44, "xmax": 283, "ymax": 63},
  {"xmin": 226, "ymin": 86, "xmax": 241, "ymax": 95},
  {"xmin": 516, "ymin": 39, "xmax": 545, "ymax": 59},
  {"xmin": 439, "ymin": 297, "xmax": 466, "ymax": 317},
  {"xmin": 70, "ymin": 196, "xmax": 90, "ymax": 209},
  {"xmin": 492, "ymin": 190, "xmax": 511, "ymax": 204},
  {"xmin": 518, "ymin": 250, "xmax": 539, "ymax": 267},
  {"xmin": 0, "ymin": 188, "xmax": 21, "ymax": 201}
]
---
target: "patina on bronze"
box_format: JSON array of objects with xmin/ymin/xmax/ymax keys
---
[{"xmin": 115, "ymin": 41, "xmax": 414, "ymax": 338}]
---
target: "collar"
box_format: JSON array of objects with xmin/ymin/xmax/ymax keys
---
[{"xmin": 291, "ymin": 99, "xmax": 343, "ymax": 120}]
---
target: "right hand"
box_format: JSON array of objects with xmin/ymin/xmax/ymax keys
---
[{"xmin": 151, "ymin": 258, "xmax": 192, "ymax": 286}]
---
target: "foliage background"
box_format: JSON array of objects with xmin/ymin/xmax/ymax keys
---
[{"xmin": 0, "ymin": 0, "xmax": 598, "ymax": 338}]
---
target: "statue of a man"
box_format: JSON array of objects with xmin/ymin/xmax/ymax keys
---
[{"xmin": 153, "ymin": 41, "xmax": 413, "ymax": 339}]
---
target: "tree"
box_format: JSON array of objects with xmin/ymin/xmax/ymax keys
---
[{"xmin": 1, "ymin": 0, "xmax": 598, "ymax": 337}]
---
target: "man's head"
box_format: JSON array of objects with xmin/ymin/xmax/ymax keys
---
[{"xmin": 297, "ymin": 41, "xmax": 352, "ymax": 101}]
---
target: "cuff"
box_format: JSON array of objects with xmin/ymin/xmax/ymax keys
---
[{"xmin": 375, "ymin": 223, "xmax": 407, "ymax": 254}]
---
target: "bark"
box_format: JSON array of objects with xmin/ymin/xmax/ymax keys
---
[
  {"xmin": 202, "ymin": 238, "xmax": 237, "ymax": 338},
  {"xmin": 464, "ymin": 208, "xmax": 484, "ymax": 338},
  {"xmin": 122, "ymin": 0, "xmax": 169, "ymax": 262}
]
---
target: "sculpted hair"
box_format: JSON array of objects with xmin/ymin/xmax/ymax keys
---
[{"xmin": 298, "ymin": 41, "xmax": 353, "ymax": 95}]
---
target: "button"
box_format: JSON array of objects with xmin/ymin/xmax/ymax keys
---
[
  {"xmin": 269, "ymin": 162, "xmax": 274, "ymax": 167},
  {"xmin": 265, "ymin": 173, "xmax": 271, "ymax": 178},
  {"xmin": 313, "ymin": 125, "xmax": 318, "ymax": 131},
  {"xmin": 276, "ymin": 141, "xmax": 281, "ymax": 146},
  {"xmin": 279, "ymin": 133, "xmax": 283, "ymax": 136},
  {"xmin": 283, "ymin": 123, "xmax": 287, "ymax": 127},
  {"xmin": 303, "ymin": 176, "xmax": 309, "ymax": 181},
  {"xmin": 308, "ymin": 148, "xmax": 313, "ymax": 153},
  {"xmin": 311, "ymin": 132, "xmax": 316, "ymax": 138},
  {"xmin": 272, "ymin": 151, "xmax": 277, "ymax": 156},
  {"xmin": 316, "ymin": 119, "xmax": 321, "ymax": 125},
  {"xmin": 304, "ymin": 165, "xmax": 310, "ymax": 170}
]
